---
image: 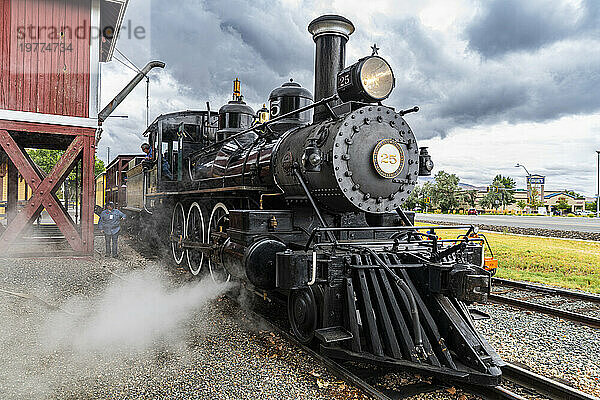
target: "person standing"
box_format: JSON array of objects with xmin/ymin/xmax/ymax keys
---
[{"xmin": 98, "ymin": 202, "xmax": 126, "ymax": 258}]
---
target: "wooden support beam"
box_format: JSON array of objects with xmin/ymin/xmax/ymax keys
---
[
  {"xmin": 0, "ymin": 130, "xmax": 87, "ymax": 253},
  {"xmin": 81, "ymin": 135, "xmax": 96, "ymax": 253},
  {"xmin": 7, "ymin": 159, "xmax": 18, "ymax": 223},
  {"xmin": 0, "ymin": 120, "xmax": 96, "ymax": 137}
]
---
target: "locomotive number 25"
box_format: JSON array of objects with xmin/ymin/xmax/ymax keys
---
[
  {"xmin": 380, "ymin": 153, "xmax": 398, "ymax": 164},
  {"xmin": 338, "ymin": 72, "xmax": 351, "ymax": 88}
]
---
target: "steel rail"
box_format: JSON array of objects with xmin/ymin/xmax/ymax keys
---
[
  {"xmin": 502, "ymin": 363, "xmax": 600, "ymax": 400},
  {"xmin": 493, "ymin": 278, "xmax": 600, "ymax": 304},
  {"xmin": 489, "ymin": 294, "xmax": 600, "ymax": 329},
  {"xmin": 462, "ymin": 384, "xmax": 528, "ymax": 400}
]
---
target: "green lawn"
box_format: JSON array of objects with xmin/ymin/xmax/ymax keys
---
[{"xmin": 415, "ymin": 223, "xmax": 600, "ymax": 293}]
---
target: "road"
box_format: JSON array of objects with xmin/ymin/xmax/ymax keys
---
[{"xmin": 416, "ymin": 213, "xmax": 600, "ymax": 233}]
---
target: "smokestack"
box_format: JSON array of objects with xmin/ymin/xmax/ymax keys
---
[{"xmin": 308, "ymin": 15, "xmax": 355, "ymax": 123}]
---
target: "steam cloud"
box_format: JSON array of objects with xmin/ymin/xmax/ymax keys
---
[{"xmin": 46, "ymin": 267, "xmax": 231, "ymax": 352}]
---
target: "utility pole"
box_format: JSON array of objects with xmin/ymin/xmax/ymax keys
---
[
  {"xmin": 146, "ymin": 76, "xmax": 150, "ymax": 127},
  {"xmin": 596, "ymin": 150, "xmax": 600, "ymax": 218}
]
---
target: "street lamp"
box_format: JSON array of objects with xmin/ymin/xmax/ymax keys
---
[{"xmin": 515, "ymin": 163, "xmax": 532, "ymax": 210}]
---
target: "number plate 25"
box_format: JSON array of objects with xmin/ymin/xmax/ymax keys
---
[
  {"xmin": 372, "ymin": 139, "xmax": 405, "ymax": 179},
  {"xmin": 338, "ymin": 71, "xmax": 352, "ymax": 89}
]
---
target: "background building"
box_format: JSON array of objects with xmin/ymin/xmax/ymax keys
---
[{"xmin": 464, "ymin": 188, "xmax": 585, "ymax": 214}]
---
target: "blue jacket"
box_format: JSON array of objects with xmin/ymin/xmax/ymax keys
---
[{"xmin": 98, "ymin": 209, "xmax": 126, "ymax": 235}]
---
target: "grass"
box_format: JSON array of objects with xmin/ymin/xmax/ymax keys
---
[{"xmin": 415, "ymin": 223, "xmax": 600, "ymax": 293}]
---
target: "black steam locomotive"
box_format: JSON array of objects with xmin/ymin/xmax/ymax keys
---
[{"xmin": 123, "ymin": 15, "xmax": 503, "ymax": 385}]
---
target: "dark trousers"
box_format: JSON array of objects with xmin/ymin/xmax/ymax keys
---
[{"xmin": 104, "ymin": 232, "xmax": 120, "ymax": 256}]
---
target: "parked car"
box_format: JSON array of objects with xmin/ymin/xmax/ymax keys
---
[
  {"xmin": 577, "ymin": 210, "xmax": 594, "ymax": 216},
  {"xmin": 467, "ymin": 208, "xmax": 478, "ymax": 215}
]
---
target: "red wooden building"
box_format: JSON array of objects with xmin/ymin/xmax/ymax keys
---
[{"xmin": 0, "ymin": 0, "xmax": 128, "ymax": 255}]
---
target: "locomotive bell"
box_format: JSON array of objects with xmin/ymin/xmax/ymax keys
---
[{"xmin": 257, "ymin": 104, "xmax": 270, "ymax": 124}]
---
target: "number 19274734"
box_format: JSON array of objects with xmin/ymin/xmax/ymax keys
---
[{"xmin": 18, "ymin": 42, "xmax": 73, "ymax": 52}]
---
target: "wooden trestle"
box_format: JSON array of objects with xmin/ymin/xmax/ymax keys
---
[{"xmin": 0, "ymin": 120, "xmax": 96, "ymax": 255}]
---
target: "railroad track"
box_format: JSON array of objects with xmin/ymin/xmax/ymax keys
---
[
  {"xmin": 492, "ymin": 278, "xmax": 600, "ymax": 303},
  {"xmin": 502, "ymin": 363, "xmax": 598, "ymax": 400},
  {"xmin": 234, "ymin": 289, "xmax": 598, "ymax": 400},
  {"xmin": 491, "ymin": 278, "xmax": 600, "ymax": 329}
]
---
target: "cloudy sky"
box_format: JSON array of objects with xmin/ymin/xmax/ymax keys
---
[{"xmin": 99, "ymin": 0, "xmax": 600, "ymax": 196}]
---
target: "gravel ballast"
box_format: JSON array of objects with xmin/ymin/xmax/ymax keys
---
[
  {"xmin": 473, "ymin": 302, "xmax": 600, "ymax": 397},
  {"xmin": 492, "ymin": 285, "xmax": 600, "ymax": 318}
]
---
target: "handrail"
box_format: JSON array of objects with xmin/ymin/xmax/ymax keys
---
[
  {"xmin": 190, "ymin": 95, "xmax": 339, "ymax": 158},
  {"xmin": 305, "ymin": 224, "xmax": 475, "ymax": 250},
  {"xmin": 142, "ymin": 171, "xmax": 153, "ymax": 215}
]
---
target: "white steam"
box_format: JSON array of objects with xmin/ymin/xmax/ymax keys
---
[{"xmin": 45, "ymin": 266, "xmax": 232, "ymax": 353}]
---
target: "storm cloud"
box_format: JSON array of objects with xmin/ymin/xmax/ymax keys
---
[
  {"xmin": 97, "ymin": 0, "xmax": 600, "ymax": 194},
  {"xmin": 467, "ymin": 0, "xmax": 599, "ymax": 58}
]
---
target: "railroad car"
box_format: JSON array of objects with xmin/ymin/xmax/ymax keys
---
[{"xmin": 113, "ymin": 15, "xmax": 504, "ymax": 386}]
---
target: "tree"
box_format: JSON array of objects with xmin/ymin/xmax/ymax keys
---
[
  {"xmin": 27, "ymin": 149, "xmax": 62, "ymax": 174},
  {"xmin": 529, "ymin": 187, "xmax": 544, "ymax": 208},
  {"xmin": 27, "ymin": 149, "xmax": 105, "ymax": 176},
  {"xmin": 405, "ymin": 182, "xmax": 435, "ymax": 211},
  {"xmin": 95, "ymin": 158, "xmax": 106, "ymax": 177},
  {"xmin": 431, "ymin": 171, "xmax": 460, "ymax": 212},
  {"xmin": 556, "ymin": 197, "xmax": 571, "ymax": 215},
  {"xmin": 564, "ymin": 190, "xmax": 583, "ymax": 199},
  {"xmin": 480, "ymin": 191, "xmax": 501, "ymax": 211},
  {"xmin": 462, "ymin": 190, "xmax": 478, "ymax": 208},
  {"xmin": 478, "ymin": 175, "xmax": 516, "ymax": 211},
  {"xmin": 491, "ymin": 175, "xmax": 516, "ymax": 210},
  {"xmin": 405, "ymin": 185, "xmax": 420, "ymax": 210},
  {"xmin": 26, "ymin": 149, "xmax": 106, "ymax": 201},
  {"xmin": 516, "ymin": 200, "xmax": 527, "ymax": 214},
  {"xmin": 420, "ymin": 181, "xmax": 435, "ymax": 211}
]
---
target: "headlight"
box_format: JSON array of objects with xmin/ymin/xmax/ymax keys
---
[{"xmin": 337, "ymin": 56, "xmax": 395, "ymax": 103}]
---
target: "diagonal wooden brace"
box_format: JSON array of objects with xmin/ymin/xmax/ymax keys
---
[{"xmin": 0, "ymin": 130, "xmax": 85, "ymax": 252}]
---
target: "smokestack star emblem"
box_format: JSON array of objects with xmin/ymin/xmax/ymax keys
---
[{"xmin": 371, "ymin": 43, "xmax": 380, "ymax": 56}]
